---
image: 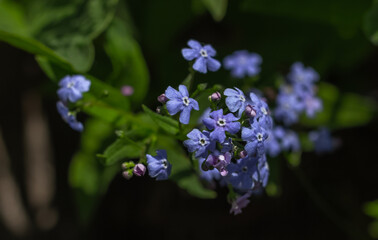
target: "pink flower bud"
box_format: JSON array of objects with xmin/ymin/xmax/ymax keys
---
[
  {"xmin": 210, "ymin": 92, "xmax": 221, "ymax": 101},
  {"xmin": 133, "ymin": 163, "xmax": 146, "ymax": 177},
  {"xmin": 239, "ymin": 150, "xmax": 248, "ymax": 159},
  {"xmin": 158, "ymin": 94, "xmax": 168, "ymax": 104},
  {"xmin": 122, "ymin": 171, "xmax": 132, "ymax": 180},
  {"xmin": 121, "ymin": 85, "xmax": 134, "ymax": 96},
  {"xmin": 245, "ymin": 105, "xmax": 256, "ymax": 118}
]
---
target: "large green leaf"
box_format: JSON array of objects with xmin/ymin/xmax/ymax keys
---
[
  {"xmin": 201, "ymin": 0, "xmax": 228, "ymax": 21},
  {"xmin": 105, "ymin": 17, "xmax": 149, "ymax": 104},
  {"xmin": 142, "ymin": 105, "xmax": 179, "ymax": 135},
  {"xmin": 0, "ymin": 30, "xmax": 74, "ymax": 71},
  {"xmin": 99, "ymin": 136, "xmax": 145, "ymax": 166},
  {"xmin": 69, "ymin": 119, "xmax": 119, "ymax": 223},
  {"xmin": 364, "ymin": 0, "xmax": 378, "ymax": 45},
  {"xmin": 0, "ymin": 0, "xmax": 119, "ymax": 72},
  {"xmin": 155, "ymin": 135, "xmax": 216, "ymax": 199},
  {"xmin": 0, "ymin": 0, "xmax": 28, "ymax": 35},
  {"xmin": 31, "ymin": 0, "xmax": 119, "ymax": 72}
]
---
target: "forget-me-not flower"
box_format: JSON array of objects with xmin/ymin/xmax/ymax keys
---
[
  {"xmin": 251, "ymin": 154, "xmax": 269, "ymax": 193},
  {"xmin": 165, "ymin": 85, "xmax": 199, "ymax": 124},
  {"xmin": 304, "ymin": 95, "xmax": 323, "ymax": 118},
  {"xmin": 203, "ymin": 109, "xmax": 241, "ymax": 143},
  {"xmin": 309, "ymin": 128, "xmax": 334, "ymax": 154},
  {"xmin": 275, "ymin": 93, "xmax": 304, "ymax": 126},
  {"xmin": 249, "ymin": 92, "xmax": 273, "ymax": 130},
  {"xmin": 56, "ymin": 101, "xmax": 84, "ymax": 132},
  {"xmin": 230, "ymin": 191, "xmax": 252, "ymax": 215},
  {"xmin": 183, "ymin": 129, "xmax": 215, "ymax": 158},
  {"xmin": 181, "ymin": 39, "xmax": 221, "ymax": 74},
  {"xmin": 223, "ymin": 50, "xmax": 262, "ymax": 78},
  {"xmin": 241, "ymin": 120, "xmax": 268, "ymax": 157},
  {"xmin": 287, "ymin": 62, "xmax": 319, "ymax": 86},
  {"xmin": 224, "ymin": 87, "xmax": 247, "ymax": 117},
  {"xmin": 146, "ymin": 150, "xmax": 172, "ymax": 181},
  {"xmin": 57, "ymin": 75, "xmax": 91, "ymax": 103},
  {"xmin": 226, "ymin": 156, "xmax": 259, "ymax": 191}
]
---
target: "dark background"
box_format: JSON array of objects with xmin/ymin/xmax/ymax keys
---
[{"xmin": 1, "ymin": 0, "xmax": 378, "ymax": 239}]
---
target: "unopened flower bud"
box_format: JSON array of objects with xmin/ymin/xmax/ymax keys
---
[
  {"xmin": 158, "ymin": 94, "xmax": 168, "ymax": 104},
  {"xmin": 133, "ymin": 163, "xmax": 146, "ymax": 177},
  {"xmin": 239, "ymin": 150, "xmax": 248, "ymax": 159},
  {"xmin": 210, "ymin": 92, "xmax": 221, "ymax": 101},
  {"xmin": 121, "ymin": 85, "xmax": 134, "ymax": 96},
  {"xmin": 156, "ymin": 106, "xmax": 162, "ymax": 114},
  {"xmin": 245, "ymin": 105, "xmax": 256, "ymax": 118},
  {"xmin": 122, "ymin": 171, "xmax": 133, "ymax": 180}
]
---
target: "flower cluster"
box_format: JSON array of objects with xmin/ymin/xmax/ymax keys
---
[
  {"xmin": 118, "ymin": 39, "xmax": 332, "ymax": 215},
  {"xmin": 56, "ymin": 75, "xmax": 91, "ymax": 132},
  {"xmin": 275, "ymin": 62, "xmax": 322, "ymax": 126}
]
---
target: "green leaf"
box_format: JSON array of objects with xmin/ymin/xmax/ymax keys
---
[
  {"xmin": 364, "ymin": 200, "xmax": 378, "ymax": 219},
  {"xmin": 31, "ymin": 0, "xmax": 119, "ymax": 72},
  {"xmin": 201, "ymin": 0, "xmax": 228, "ymax": 21},
  {"xmin": 334, "ymin": 93, "xmax": 376, "ymax": 128},
  {"xmin": 364, "ymin": 0, "xmax": 378, "ymax": 45},
  {"xmin": 100, "ymin": 136, "xmax": 145, "ymax": 166},
  {"xmin": 0, "ymin": 0, "xmax": 28, "ymax": 35},
  {"xmin": 0, "ymin": 0, "xmax": 119, "ymax": 72},
  {"xmin": 286, "ymin": 151, "xmax": 302, "ymax": 167},
  {"xmin": 0, "ymin": 30, "xmax": 74, "ymax": 71},
  {"xmin": 142, "ymin": 105, "xmax": 179, "ymax": 135},
  {"xmin": 105, "ymin": 17, "xmax": 149, "ymax": 104},
  {"xmin": 69, "ymin": 119, "xmax": 119, "ymax": 223},
  {"xmin": 300, "ymin": 82, "xmax": 376, "ymax": 129},
  {"xmin": 155, "ymin": 135, "xmax": 216, "ymax": 199}
]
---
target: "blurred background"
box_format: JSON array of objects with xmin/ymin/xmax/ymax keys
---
[{"xmin": 1, "ymin": 0, "xmax": 378, "ymax": 239}]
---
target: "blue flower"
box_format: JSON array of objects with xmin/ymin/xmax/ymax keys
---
[
  {"xmin": 304, "ymin": 95, "xmax": 322, "ymax": 118},
  {"xmin": 181, "ymin": 39, "xmax": 221, "ymax": 74},
  {"xmin": 223, "ymin": 50, "xmax": 262, "ymax": 78},
  {"xmin": 146, "ymin": 150, "xmax": 172, "ymax": 180},
  {"xmin": 287, "ymin": 62, "xmax": 319, "ymax": 86},
  {"xmin": 275, "ymin": 92, "xmax": 304, "ymax": 126},
  {"xmin": 265, "ymin": 130, "xmax": 281, "ymax": 157},
  {"xmin": 251, "ymin": 154, "xmax": 269, "ymax": 193},
  {"xmin": 309, "ymin": 128, "xmax": 334, "ymax": 154},
  {"xmin": 203, "ymin": 109, "xmax": 241, "ymax": 143},
  {"xmin": 56, "ymin": 101, "xmax": 83, "ymax": 132},
  {"xmin": 248, "ymin": 92, "xmax": 273, "ymax": 130},
  {"xmin": 281, "ymin": 129, "xmax": 300, "ymax": 152},
  {"xmin": 230, "ymin": 191, "xmax": 252, "ymax": 215},
  {"xmin": 226, "ymin": 156, "xmax": 259, "ymax": 191},
  {"xmin": 57, "ymin": 75, "xmax": 91, "ymax": 103},
  {"xmin": 224, "ymin": 87, "xmax": 247, "ymax": 117},
  {"xmin": 241, "ymin": 120, "xmax": 268, "ymax": 157},
  {"xmin": 165, "ymin": 85, "xmax": 199, "ymax": 124},
  {"xmin": 183, "ymin": 129, "xmax": 215, "ymax": 158}
]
